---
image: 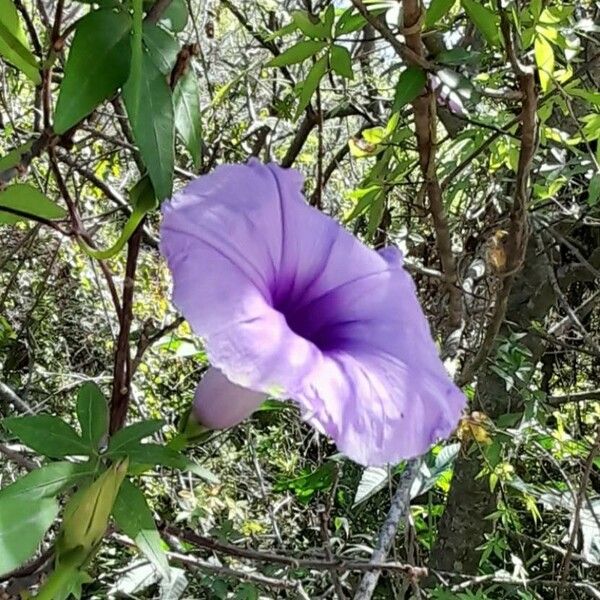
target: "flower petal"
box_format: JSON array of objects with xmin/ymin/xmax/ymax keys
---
[{"xmin": 161, "ymin": 160, "xmax": 466, "ymax": 465}]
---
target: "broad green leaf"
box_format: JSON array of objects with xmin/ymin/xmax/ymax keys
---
[
  {"xmin": 330, "ymin": 44, "xmax": 353, "ymax": 79},
  {"xmin": 534, "ymin": 34, "xmax": 555, "ymax": 92},
  {"xmin": 174, "ymin": 69, "xmax": 202, "ymax": 168},
  {"xmin": 0, "ymin": 184, "xmax": 66, "ymax": 224},
  {"xmin": 425, "ymin": 0, "xmax": 456, "ymax": 28},
  {"xmin": 123, "ymin": 52, "xmax": 174, "ymax": 201},
  {"xmin": 295, "ymin": 54, "xmax": 328, "ymax": 120},
  {"xmin": 267, "ymin": 40, "xmax": 327, "ymax": 67},
  {"xmin": 0, "ymin": 495, "xmax": 58, "ymax": 576},
  {"xmin": 143, "ymin": 23, "xmax": 179, "ymax": 75},
  {"xmin": 393, "ymin": 66, "xmax": 426, "ymax": 112},
  {"xmin": 159, "ymin": 0, "xmax": 188, "ymax": 33},
  {"xmin": 3, "ymin": 415, "xmax": 90, "ymax": 457},
  {"xmin": 76, "ymin": 382, "xmax": 108, "ymax": 450},
  {"xmin": 0, "ymin": 140, "xmax": 33, "ymax": 173},
  {"xmin": 292, "ymin": 10, "xmax": 329, "ymax": 39},
  {"xmin": 588, "ymin": 173, "xmax": 600, "ymax": 206},
  {"xmin": 0, "ymin": 461, "xmax": 94, "ymax": 501},
  {"xmin": 54, "ymin": 9, "xmax": 132, "ymax": 133},
  {"xmin": 112, "ymin": 479, "xmax": 169, "ymax": 577},
  {"xmin": 461, "ymin": 0, "xmax": 500, "ymax": 47},
  {"xmin": 107, "ymin": 419, "xmax": 165, "ymax": 453},
  {"xmin": 0, "ymin": 0, "xmax": 40, "ymax": 84}
]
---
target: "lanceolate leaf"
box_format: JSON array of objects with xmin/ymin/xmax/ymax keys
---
[
  {"xmin": 0, "ymin": 495, "xmax": 58, "ymax": 576},
  {"xmin": 3, "ymin": 415, "xmax": 90, "ymax": 457},
  {"xmin": 295, "ymin": 54, "xmax": 328, "ymax": 120},
  {"xmin": 267, "ymin": 40, "xmax": 327, "ymax": 68},
  {"xmin": 425, "ymin": 0, "xmax": 456, "ymax": 29},
  {"xmin": 54, "ymin": 9, "xmax": 132, "ymax": 133},
  {"xmin": 112, "ymin": 479, "xmax": 170, "ymax": 577},
  {"xmin": 107, "ymin": 419, "xmax": 165, "ymax": 453},
  {"xmin": 330, "ymin": 44, "xmax": 353, "ymax": 79},
  {"xmin": 123, "ymin": 52, "xmax": 175, "ymax": 201},
  {"xmin": 0, "ymin": 0, "xmax": 40, "ymax": 84},
  {"xmin": 0, "ymin": 140, "xmax": 33, "ymax": 173},
  {"xmin": 291, "ymin": 10, "xmax": 330, "ymax": 39},
  {"xmin": 534, "ymin": 34, "xmax": 555, "ymax": 92},
  {"xmin": 393, "ymin": 66, "xmax": 427, "ymax": 112},
  {"xmin": 0, "ymin": 461, "xmax": 95, "ymax": 501},
  {"xmin": 461, "ymin": 0, "xmax": 500, "ymax": 47},
  {"xmin": 173, "ymin": 69, "xmax": 202, "ymax": 168},
  {"xmin": 159, "ymin": 0, "xmax": 188, "ymax": 33},
  {"xmin": 76, "ymin": 382, "xmax": 108, "ymax": 450},
  {"xmin": 0, "ymin": 183, "xmax": 66, "ymax": 224},
  {"xmin": 143, "ymin": 23, "xmax": 179, "ymax": 75}
]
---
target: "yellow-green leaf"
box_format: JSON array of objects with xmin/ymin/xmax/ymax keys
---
[{"xmin": 534, "ymin": 34, "xmax": 555, "ymax": 92}]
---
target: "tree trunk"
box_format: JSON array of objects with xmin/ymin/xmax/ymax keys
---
[{"xmin": 428, "ymin": 240, "xmax": 556, "ymax": 575}]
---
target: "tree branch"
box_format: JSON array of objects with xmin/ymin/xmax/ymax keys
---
[{"xmin": 353, "ymin": 458, "xmax": 422, "ymax": 599}]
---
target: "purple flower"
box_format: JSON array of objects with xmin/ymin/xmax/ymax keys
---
[{"xmin": 160, "ymin": 160, "xmax": 465, "ymax": 466}]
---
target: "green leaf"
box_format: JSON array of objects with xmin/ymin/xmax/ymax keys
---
[
  {"xmin": 291, "ymin": 10, "xmax": 329, "ymax": 39},
  {"xmin": 159, "ymin": 0, "xmax": 188, "ymax": 33},
  {"xmin": 461, "ymin": 0, "xmax": 500, "ymax": 47},
  {"xmin": 0, "ymin": 461, "xmax": 94, "ymax": 501},
  {"xmin": 0, "ymin": 140, "xmax": 33, "ymax": 173},
  {"xmin": 437, "ymin": 47, "xmax": 480, "ymax": 65},
  {"xmin": 0, "ymin": 184, "xmax": 66, "ymax": 224},
  {"xmin": 295, "ymin": 54, "xmax": 328, "ymax": 120},
  {"xmin": 123, "ymin": 52, "xmax": 174, "ymax": 201},
  {"xmin": 143, "ymin": 23, "xmax": 179, "ymax": 75},
  {"xmin": 393, "ymin": 66, "xmax": 426, "ymax": 112},
  {"xmin": 267, "ymin": 40, "xmax": 327, "ymax": 67},
  {"xmin": 174, "ymin": 69, "xmax": 203, "ymax": 168},
  {"xmin": 425, "ymin": 0, "xmax": 456, "ymax": 29},
  {"xmin": 112, "ymin": 479, "xmax": 170, "ymax": 577},
  {"xmin": 330, "ymin": 44, "xmax": 353, "ymax": 79},
  {"xmin": 367, "ymin": 193, "xmax": 385, "ymax": 238},
  {"xmin": 130, "ymin": 175, "xmax": 157, "ymax": 212},
  {"xmin": 3, "ymin": 415, "xmax": 90, "ymax": 458},
  {"xmin": 334, "ymin": 7, "xmax": 386, "ymax": 36},
  {"xmin": 115, "ymin": 443, "xmax": 188, "ymax": 469},
  {"xmin": 54, "ymin": 9, "xmax": 132, "ymax": 134},
  {"xmin": 76, "ymin": 382, "xmax": 108, "ymax": 450},
  {"xmin": 588, "ymin": 173, "xmax": 600, "ymax": 206},
  {"xmin": 107, "ymin": 419, "xmax": 165, "ymax": 453},
  {"xmin": 0, "ymin": 0, "xmax": 40, "ymax": 84},
  {"xmin": 111, "ymin": 442, "xmax": 219, "ymax": 482},
  {"xmin": 0, "ymin": 495, "xmax": 58, "ymax": 576},
  {"xmin": 534, "ymin": 34, "xmax": 555, "ymax": 92},
  {"xmin": 274, "ymin": 462, "xmax": 336, "ymax": 504},
  {"xmin": 322, "ymin": 5, "xmax": 335, "ymax": 36}
]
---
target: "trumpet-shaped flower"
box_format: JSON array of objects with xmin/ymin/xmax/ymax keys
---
[{"xmin": 160, "ymin": 160, "xmax": 465, "ymax": 466}]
